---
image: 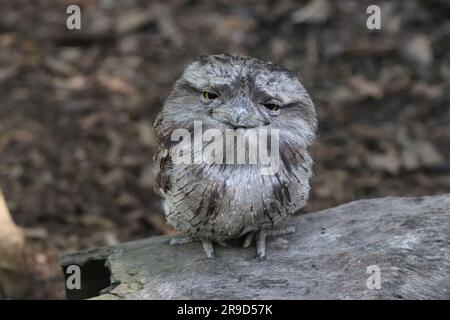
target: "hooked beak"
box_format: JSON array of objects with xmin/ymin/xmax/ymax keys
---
[{"xmin": 210, "ymin": 98, "xmax": 270, "ymax": 129}]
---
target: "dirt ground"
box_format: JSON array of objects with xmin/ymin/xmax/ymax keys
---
[{"xmin": 0, "ymin": 0, "xmax": 449, "ymax": 299}]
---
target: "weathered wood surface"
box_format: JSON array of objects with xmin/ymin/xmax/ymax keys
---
[{"xmin": 60, "ymin": 194, "xmax": 450, "ymax": 300}]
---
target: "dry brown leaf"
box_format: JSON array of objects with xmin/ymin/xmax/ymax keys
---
[
  {"xmin": 396, "ymin": 129, "xmax": 444, "ymax": 170},
  {"xmin": 411, "ymin": 82, "xmax": 444, "ymax": 99},
  {"xmin": 349, "ymin": 76, "xmax": 384, "ymax": 99},
  {"xmin": 402, "ymin": 34, "xmax": 433, "ymax": 66},
  {"xmin": 106, "ymin": 130, "xmax": 123, "ymax": 164},
  {"xmin": 80, "ymin": 214, "xmax": 116, "ymax": 230},
  {"xmin": 366, "ymin": 149, "xmax": 402, "ymax": 174},
  {"xmin": 98, "ymin": 75, "xmax": 136, "ymax": 95},
  {"xmin": 115, "ymin": 10, "xmax": 155, "ymax": 35},
  {"xmin": 291, "ymin": 0, "xmax": 330, "ymax": 24},
  {"xmin": 23, "ymin": 227, "xmax": 48, "ymax": 240},
  {"xmin": 213, "ymin": 15, "xmax": 256, "ymax": 44},
  {"xmin": 313, "ymin": 170, "xmax": 349, "ymax": 202}
]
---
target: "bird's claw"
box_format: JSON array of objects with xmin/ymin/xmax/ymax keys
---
[
  {"xmin": 169, "ymin": 236, "xmax": 216, "ymax": 258},
  {"xmin": 243, "ymin": 232, "xmax": 254, "ymax": 248},
  {"xmin": 256, "ymin": 230, "xmax": 267, "ymax": 259},
  {"xmin": 171, "ymin": 227, "xmax": 296, "ymax": 259},
  {"xmin": 243, "ymin": 227, "xmax": 296, "ymax": 259},
  {"xmin": 202, "ymin": 239, "xmax": 215, "ymax": 259}
]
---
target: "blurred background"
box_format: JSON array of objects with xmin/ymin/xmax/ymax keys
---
[{"xmin": 0, "ymin": 0, "xmax": 449, "ymax": 299}]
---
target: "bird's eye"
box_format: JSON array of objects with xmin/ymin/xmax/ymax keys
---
[
  {"xmin": 262, "ymin": 103, "xmax": 280, "ymax": 112},
  {"xmin": 203, "ymin": 91, "xmax": 219, "ymax": 100}
]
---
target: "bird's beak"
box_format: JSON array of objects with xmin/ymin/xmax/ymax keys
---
[{"xmin": 210, "ymin": 98, "xmax": 269, "ymax": 128}]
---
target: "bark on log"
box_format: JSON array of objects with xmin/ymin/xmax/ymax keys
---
[{"xmin": 60, "ymin": 194, "xmax": 450, "ymax": 300}]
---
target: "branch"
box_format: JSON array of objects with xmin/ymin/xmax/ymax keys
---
[
  {"xmin": 60, "ymin": 194, "xmax": 450, "ymax": 299},
  {"xmin": 0, "ymin": 189, "xmax": 29, "ymax": 299}
]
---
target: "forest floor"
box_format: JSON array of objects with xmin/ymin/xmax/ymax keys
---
[{"xmin": 0, "ymin": 0, "xmax": 449, "ymax": 299}]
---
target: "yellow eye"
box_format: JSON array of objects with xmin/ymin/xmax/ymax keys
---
[
  {"xmin": 262, "ymin": 103, "xmax": 280, "ymax": 111},
  {"xmin": 203, "ymin": 91, "xmax": 219, "ymax": 100}
]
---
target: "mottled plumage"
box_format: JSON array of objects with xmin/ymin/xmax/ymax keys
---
[{"xmin": 153, "ymin": 54, "xmax": 317, "ymax": 258}]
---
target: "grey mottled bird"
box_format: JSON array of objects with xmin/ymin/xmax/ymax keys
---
[{"xmin": 153, "ymin": 54, "xmax": 317, "ymax": 259}]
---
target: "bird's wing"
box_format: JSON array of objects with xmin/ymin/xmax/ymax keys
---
[{"xmin": 153, "ymin": 145, "xmax": 172, "ymax": 198}]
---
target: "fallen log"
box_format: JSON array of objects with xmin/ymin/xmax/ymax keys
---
[{"xmin": 60, "ymin": 194, "xmax": 450, "ymax": 299}]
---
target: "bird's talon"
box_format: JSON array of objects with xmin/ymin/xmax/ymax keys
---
[
  {"xmin": 202, "ymin": 239, "xmax": 215, "ymax": 259},
  {"xmin": 256, "ymin": 230, "xmax": 267, "ymax": 259},
  {"xmin": 243, "ymin": 232, "xmax": 254, "ymax": 248},
  {"xmin": 217, "ymin": 240, "xmax": 227, "ymax": 247}
]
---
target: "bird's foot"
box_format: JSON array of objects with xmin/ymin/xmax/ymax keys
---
[
  {"xmin": 202, "ymin": 239, "xmax": 215, "ymax": 259},
  {"xmin": 169, "ymin": 236, "xmax": 215, "ymax": 259},
  {"xmin": 243, "ymin": 232, "xmax": 254, "ymax": 248},
  {"xmin": 244, "ymin": 226, "xmax": 296, "ymax": 259}
]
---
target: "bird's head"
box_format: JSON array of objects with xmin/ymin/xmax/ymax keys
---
[{"xmin": 154, "ymin": 54, "xmax": 318, "ymax": 165}]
